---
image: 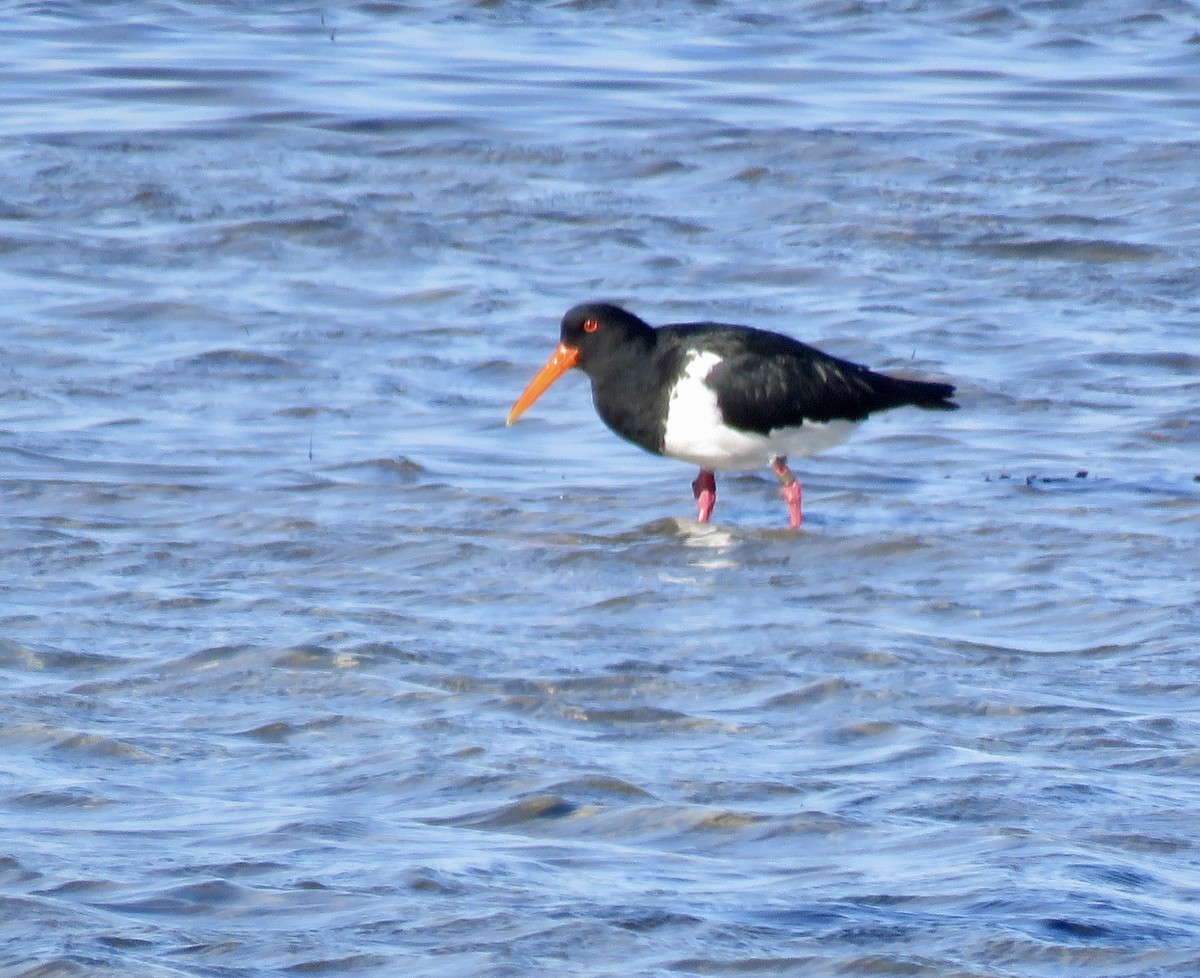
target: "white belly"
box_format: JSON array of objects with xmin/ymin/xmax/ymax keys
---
[{"xmin": 661, "ymin": 351, "xmax": 858, "ymax": 471}]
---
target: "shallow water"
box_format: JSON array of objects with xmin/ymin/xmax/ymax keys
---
[{"xmin": 2, "ymin": 2, "xmax": 1199, "ymax": 976}]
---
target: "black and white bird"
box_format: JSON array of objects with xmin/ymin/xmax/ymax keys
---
[{"xmin": 507, "ymin": 302, "xmax": 957, "ymax": 528}]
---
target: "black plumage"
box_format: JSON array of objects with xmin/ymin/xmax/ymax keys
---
[
  {"xmin": 508, "ymin": 301, "xmax": 958, "ymax": 527},
  {"xmin": 558, "ymin": 303, "xmax": 955, "ymax": 451}
]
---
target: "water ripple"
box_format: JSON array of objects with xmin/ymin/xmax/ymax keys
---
[{"xmin": 2, "ymin": 1, "xmax": 1199, "ymax": 976}]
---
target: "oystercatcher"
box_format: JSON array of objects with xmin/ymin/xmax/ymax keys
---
[{"xmin": 507, "ymin": 302, "xmax": 957, "ymax": 528}]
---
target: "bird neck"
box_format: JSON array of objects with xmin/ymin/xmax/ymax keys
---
[{"xmin": 584, "ymin": 332, "xmax": 669, "ymax": 455}]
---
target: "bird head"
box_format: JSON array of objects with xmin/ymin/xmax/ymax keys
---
[{"xmin": 506, "ymin": 303, "xmax": 651, "ymax": 425}]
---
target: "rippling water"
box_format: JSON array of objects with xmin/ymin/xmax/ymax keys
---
[{"xmin": 3, "ymin": 2, "xmax": 1199, "ymax": 976}]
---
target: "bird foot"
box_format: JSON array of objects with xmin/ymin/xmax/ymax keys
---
[
  {"xmin": 779, "ymin": 482, "xmax": 802, "ymax": 529},
  {"xmin": 692, "ymin": 470, "xmax": 716, "ymax": 524},
  {"xmin": 771, "ymin": 456, "xmax": 803, "ymax": 529}
]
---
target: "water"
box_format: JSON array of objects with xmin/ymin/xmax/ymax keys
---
[{"xmin": 2, "ymin": 2, "xmax": 1199, "ymax": 975}]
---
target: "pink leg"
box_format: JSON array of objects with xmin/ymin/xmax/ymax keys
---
[
  {"xmin": 691, "ymin": 469, "xmax": 716, "ymax": 523},
  {"xmin": 770, "ymin": 456, "xmax": 802, "ymax": 529}
]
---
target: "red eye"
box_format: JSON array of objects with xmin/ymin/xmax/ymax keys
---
[{"xmin": 582, "ymin": 319, "xmax": 599, "ymax": 333}]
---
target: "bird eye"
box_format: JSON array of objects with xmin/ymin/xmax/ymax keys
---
[{"xmin": 582, "ymin": 319, "xmax": 599, "ymax": 333}]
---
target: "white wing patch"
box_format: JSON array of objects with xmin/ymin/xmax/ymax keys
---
[{"xmin": 662, "ymin": 350, "xmax": 858, "ymax": 471}]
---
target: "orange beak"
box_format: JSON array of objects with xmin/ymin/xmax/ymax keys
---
[{"xmin": 506, "ymin": 342, "xmax": 580, "ymax": 425}]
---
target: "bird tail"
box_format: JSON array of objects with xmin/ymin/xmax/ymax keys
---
[{"xmin": 883, "ymin": 375, "xmax": 958, "ymax": 411}]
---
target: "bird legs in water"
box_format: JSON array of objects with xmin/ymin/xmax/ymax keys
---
[
  {"xmin": 771, "ymin": 455, "xmax": 802, "ymax": 529},
  {"xmin": 692, "ymin": 458, "xmax": 802, "ymax": 529},
  {"xmin": 692, "ymin": 469, "xmax": 716, "ymax": 524}
]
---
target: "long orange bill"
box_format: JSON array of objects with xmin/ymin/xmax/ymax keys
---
[{"xmin": 506, "ymin": 343, "xmax": 580, "ymax": 425}]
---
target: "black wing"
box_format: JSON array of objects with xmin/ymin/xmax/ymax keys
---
[{"xmin": 680, "ymin": 324, "xmax": 955, "ymax": 436}]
